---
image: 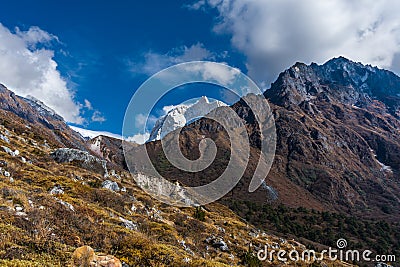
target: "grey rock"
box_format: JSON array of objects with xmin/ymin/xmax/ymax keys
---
[
  {"xmin": 102, "ymin": 180, "xmax": 120, "ymax": 192},
  {"xmin": 54, "ymin": 197, "xmax": 75, "ymax": 212},
  {"xmin": 51, "ymin": 148, "xmax": 108, "ymax": 176},
  {"xmin": 49, "ymin": 185, "xmax": 64, "ymax": 195},
  {"xmin": 0, "ymin": 134, "xmax": 10, "ymax": 143},
  {"xmin": 1, "ymin": 146, "xmax": 19, "ymax": 157},
  {"xmin": 119, "ymin": 217, "xmax": 137, "ymax": 230},
  {"xmin": 205, "ymin": 236, "xmax": 229, "ymax": 252}
]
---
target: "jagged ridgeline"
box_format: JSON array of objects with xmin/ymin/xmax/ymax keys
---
[
  {"xmin": 0, "ymin": 83, "xmax": 353, "ymax": 266},
  {"xmin": 1, "ymin": 56, "xmax": 399, "ymax": 266},
  {"xmin": 145, "ymin": 57, "xmax": 400, "ymax": 258}
]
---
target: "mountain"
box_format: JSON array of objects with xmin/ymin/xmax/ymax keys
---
[
  {"xmin": 147, "ymin": 57, "xmax": 400, "ymax": 215},
  {"xmin": 0, "ymin": 84, "xmax": 87, "ymax": 150},
  {"xmin": 143, "ymin": 57, "xmax": 400, "ymax": 257},
  {"xmin": 148, "ymin": 96, "xmax": 227, "ymax": 141},
  {"xmin": 0, "ymin": 83, "xmax": 353, "ymax": 266},
  {"xmin": 266, "ymin": 56, "xmax": 400, "ymax": 117},
  {"xmin": 262, "ymin": 57, "xmax": 400, "ymax": 214}
]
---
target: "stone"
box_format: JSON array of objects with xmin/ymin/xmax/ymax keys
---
[
  {"xmin": 72, "ymin": 245, "xmax": 96, "ymax": 267},
  {"xmin": 15, "ymin": 206, "xmax": 23, "ymax": 212},
  {"xmin": 51, "ymin": 148, "xmax": 108, "ymax": 176},
  {"xmin": 102, "ymin": 180, "xmax": 120, "ymax": 192},
  {"xmin": 119, "ymin": 217, "xmax": 137, "ymax": 230},
  {"xmin": 92, "ymin": 255, "xmax": 122, "ymax": 267},
  {"xmin": 205, "ymin": 236, "xmax": 229, "ymax": 252},
  {"xmin": 72, "ymin": 246, "xmax": 122, "ymax": 267},
  {"xmin": 49, "ymin": 185, "xmax": 64, "ymax": 195},
  {"xmin": 0, "ymin": 134, "xmax": 10, "ymax": 143}
]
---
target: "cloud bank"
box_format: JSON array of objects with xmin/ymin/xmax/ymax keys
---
[
  {"xmin": 192, "ymin": 0, "xmax": 400, "ymax": 86},
  {"xmin": 128, "ymin": 42, "xmax": 214, "ymax": 76},
  {"xmin": 0, "ymin": 23, "xmax": 86, "ymax": 124}
]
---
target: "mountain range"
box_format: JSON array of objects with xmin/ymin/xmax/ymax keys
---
[
  {"xmin": 142, "ymin": 57, "xmax": 400, "ymax": 258},
  {"xmin": 0, "ymin": 56, "xmax": 398, "ymax": 266}
]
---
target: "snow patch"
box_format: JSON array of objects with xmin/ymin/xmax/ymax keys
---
[
  {"xmin": 148, "ymin": 96, "xmax": 227, "ymax": 141},
  {"xmin": 69, "ymin": 125, "xmax": 122, "ymax": 140}
]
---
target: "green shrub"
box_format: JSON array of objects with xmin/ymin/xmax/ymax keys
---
[{"xmin": 193, "ymin": 206, "xmax": 206, "ymax": 221}]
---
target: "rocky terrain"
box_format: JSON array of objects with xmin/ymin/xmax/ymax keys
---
[
  {"xmin": 0, "ymin": 84, "xmax": 86, "ymax": 151},
  {"xmin": 0, "ymin": 57, "xmax": 398, "ymax": 266},
  {"xmin": 0, "ymin": 84, "xmax": 351, "ymax": 266},
  {"xmin": 142, "ymin": 58, "xmax": 400, "ymax": 259}
]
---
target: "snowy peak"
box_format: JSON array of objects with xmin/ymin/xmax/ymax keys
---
[
  {"xmin": 148, "ymin": 96, "xmax": 227, "ymax": 141},
  {"xmin": 69, "ymin": 125, "xmax": 122, "ymax": 140},
  {"xmin": 22, "ymin": 95, "xmax": 63, "ymax": 120}
]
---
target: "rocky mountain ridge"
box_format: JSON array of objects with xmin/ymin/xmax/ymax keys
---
[
  {"xmin": 0, "ymin": 84, "xmax": 352, "ymax": 266},
  {"xmin": 148, "ymin": 96, "xmax": 227, "ymax": 141},
  {"xmin": 145, "ymin": 57, "xmax": 400, "ymax": 221}
]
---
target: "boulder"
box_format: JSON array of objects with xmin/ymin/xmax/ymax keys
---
[
  {"xmin": 102, "ymin": 180, "xmax": 120, "ymax": 192},
  {"xmin": 92, "ymin": 255, "xmax": 122, "ymax": 267},
  {"xmin": 51, "ymin": 148, "xmax": 108, "ymax": 176},
  {"xmin": 72, "ymin": 245, "xmax": 122, "ymax": 267},
  {"xmin": 205, "ymin": 235, "xmax": 229, "ymax": 252},
  {"xmin": 72, "ymin": 246, "xmax": 95, "ymax": 267},
  {"xmin": 49, "ymin": 185, "xmax": 64, "ymax": 195}
]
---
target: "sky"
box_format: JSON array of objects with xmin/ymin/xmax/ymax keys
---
[{"xmin": 1, "ymin": 0, "xmax": 400, "ymax": 142}]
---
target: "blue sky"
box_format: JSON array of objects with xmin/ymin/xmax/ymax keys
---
[{"xmin": 1, "ymin": 0, "xmax": 400, "ymax": 142}]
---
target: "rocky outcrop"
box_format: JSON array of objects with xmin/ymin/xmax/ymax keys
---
[
  {"xmin": 144, "ymin": 57, "xmax": 400, "ymax": 220},
  {"xmin": 71, "ymin": 246, "xmax": 122, "ymax": 267},
  {"xmin": 88, "ymin": 135, "xmax": 128, "ymax": 168},
  {"xmin": 51, "ymin": 148, "xmax": 108, "ymax": 176},
  {"xmin": 102, "ymin": 180, "xmax": 120, "ymax": 192},
  {"xmin": 0, "ymin": 83, "xmax": 87, "ymax": 150}
]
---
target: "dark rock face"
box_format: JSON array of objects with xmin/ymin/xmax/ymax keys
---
[
  {"xmin": 265, "ymin": 57, "xmax": 400, "ymax": 116},
  {"xmin": 88, "ymin": 135, "xmax": 128, "ymax": 169}
]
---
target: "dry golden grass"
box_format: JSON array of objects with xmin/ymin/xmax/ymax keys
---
[{"xmin": 0, "ymin": 123, "xmax": 354, "ymax": 267}]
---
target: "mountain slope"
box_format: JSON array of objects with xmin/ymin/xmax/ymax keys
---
[
  {"xmin": 141, "ymin": 58, "xmax": 400, "ymax": 258},
  {"xmin": 145, "ymin": 58, "xmax": 400, "ymax": 216},
  {"xmin": 0, "ymin": 84, "xmax": 351, "ymax": 266},
  {"xmin": 0, "ymin": 84, "xmax": 87, "ymax": 151}
]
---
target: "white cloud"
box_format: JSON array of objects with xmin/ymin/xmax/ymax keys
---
[
  {"xmin": 187, "ymin": 0, "xmax": 206, "ymax": 10},
  {"xmin": 15, "ymin": 26, "xmax": 59, "ymax": 47},
  {"xmin": 126, "ymin": 132, "xmax": 150, "ymax": 144},
  {"xmin": 0, "ymin": 23, "xmax": 84, "ymax": 124},
  {"xmin": 134, "ymin": 113, "xmax": 158, "ymax": 129},
  {"xmin": 91, "ymin": 110, "xmax": 106, "ymax": 123},
  {"xmin": 181, "ymin": 61, "xmax": 240, "ymax": 86},
  {"xmin": 84, "ymin": 99, "xmax": 93, "ymax": 110},
  {"xmin": 129, "ymin": 43, "xmax": 214, "ymax": 75},
  {"xmin": 135, "ymin": 113, "xmax": 147, "ymax": 128},
  {"xmin": 194, "ymin": 0, "xmax": 400, "ymax": 85}
]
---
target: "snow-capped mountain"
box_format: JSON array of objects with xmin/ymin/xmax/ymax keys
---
[
  {"xmin": 148, "ymin": 96, "xmax": 227, "ymax": 141},
  {"xmin": 69, "ymin": 125, "xmax": 122, "ymax": 140}
]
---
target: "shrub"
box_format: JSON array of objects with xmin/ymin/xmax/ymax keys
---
[{"xmin": 193, "ymin": 206, "xmax": 206, "ymax": 222}]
